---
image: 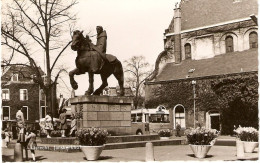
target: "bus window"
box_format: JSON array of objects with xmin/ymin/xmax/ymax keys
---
[
  {"xmin": 150, "ymin": 114, "xmax": 169, "ymax": 123},
  {"xmin": 131, "ymin": 114, "xmax": 136, "ymax": 122},
  {"xmin": 136, "ymin": 113, "xmax": 142, "ymax": 122}
]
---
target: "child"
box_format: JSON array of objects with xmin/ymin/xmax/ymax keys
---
[
  {"xmin": 4, "ymin": 129, "xmax": 10, "ymax": 147},
  {"xmin": 26, "ymin": 128, "xmax": 37, "ymax": 162},
  {"xmin": 45, "ymin": 112, "xmax": 53, "ymax": 138}
]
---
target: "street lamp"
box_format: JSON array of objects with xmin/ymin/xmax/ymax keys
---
[{"xmin": 192, "ymin": 80, "xmax": 196, "ymax": 128}]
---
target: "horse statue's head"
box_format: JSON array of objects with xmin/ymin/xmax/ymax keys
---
[{"xmin": 71, "ymin": 30, "xmax": 85, "ymax": 51}]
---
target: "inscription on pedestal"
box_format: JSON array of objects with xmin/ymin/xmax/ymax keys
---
[{"xmin": 70, "ymin": 96, "xmax": 133, "ymax": 135}]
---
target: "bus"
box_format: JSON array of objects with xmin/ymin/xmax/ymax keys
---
[{"xmin": 130, "ymin": 105, "xmax": 171, "ymax": 135}]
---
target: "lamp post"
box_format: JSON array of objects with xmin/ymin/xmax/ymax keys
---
[{"xmin": 192, "ymin": 80, "xmax": 196, "ymax": 128}]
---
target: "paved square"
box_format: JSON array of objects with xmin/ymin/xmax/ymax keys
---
[{"xmin": 2, "ymin": 145, "xmax": 258, "ymax": 162}]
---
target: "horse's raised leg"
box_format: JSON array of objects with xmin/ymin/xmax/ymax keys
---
[
  {"xmin": 93, "ymin": 73, "xmax": 111, "ymax": 95},
  {"xmin": 113, "ymin": 61, "xmax": 125, "ymax": 96},
  {"xmin": 85, "ymin": 72, "xmax": 94, "ymax": 95},
  {"xmin": 69, "ymin": 68, "xmax": 80, "ymax": 90}
]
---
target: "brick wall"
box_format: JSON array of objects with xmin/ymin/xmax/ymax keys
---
[{"xmin": 2, "ymin": 82, "xmax": 41, "ymax": 123}]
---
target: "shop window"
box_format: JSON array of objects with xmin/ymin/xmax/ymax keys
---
[
  {"xmin": 2, "ymin": 106, "xmax": 10, "ymax": 120},
  {"xmin": 2, "ymin": 89, "xmax": 10, "ymax": 101},
  {"xmin": 225, "ymin": 36, "xmax": 234, "ymax": 53},
  {"xmin": 20, "ymin": 89, "xmax": 28, "ymax": 101},
  {"xmin": 185, "ymin": 43, "xmax": 191, "ymax": 59},
  {"xmin": 41, "ymin": 106, "xmax": 47, "ymax": 119},
  {"xmin": 22, "ymin": 106, "xmax": 28, "ymax": 120},
  {"xmin": 249, "ymin": 32, "xmax": 258, "ymax": 49}
]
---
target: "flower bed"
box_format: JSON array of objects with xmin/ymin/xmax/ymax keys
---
[
  {"xmin": 158, "ymin": 129, "xmax": 172, "ymax": 137},
  {"xmin": 185, "ymin": 127, "xmax": 219, "ymax": 145},
  {"xmin": 76, "ymin": 127, "xmax": 109, "ymax": 146},
  {"xmin": 234, "ymin": 126, "xmax": 258, "ymax": 142}
]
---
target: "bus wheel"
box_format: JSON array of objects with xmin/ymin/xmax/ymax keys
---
[{"xmin": 136, "ymin": 129, "xmax": 143, "ymax": 135}]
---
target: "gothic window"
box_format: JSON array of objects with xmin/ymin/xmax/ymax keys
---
[
  {"xmin": 249, "ymin": 32, "xmax": 258, "ymax": 49},
  {"xmin": 185, "ymin": 43, "xmax": 191, "ymax": 59},
  {"xmin": 225, "ymin": 36, "xmax": 234, "ymax": 53}
]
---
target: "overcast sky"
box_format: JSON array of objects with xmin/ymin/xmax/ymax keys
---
[{"xmin": 1, "ymin": 0, "xmax": 179, "ymax": 97}]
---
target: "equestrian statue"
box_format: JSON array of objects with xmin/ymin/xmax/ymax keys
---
[{"xmin": 69, "ymin": 27, "xmax": 125, "ymax": 96}]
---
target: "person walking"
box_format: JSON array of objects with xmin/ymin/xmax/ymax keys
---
[
  {"xmin": 25, "ymin": 128, "xmax": 37, "ymax": 162},
  {"xmin": 16, "ymin": 107, "xmax": 25, "ymax": 141},
  {"xmin": 69, "ymin": 115, "xmax": 77, "ymax": 137},
  {"xmin": 59, "ymin": 109, "xmax": 67, "ymax": 137},
  {"xmin": 176, "ymin": 123, "xmax": 181, "ymax": 137},
  {"xmin": 44, "ymin": 112, "xmax": 53, "ymax": 138}
]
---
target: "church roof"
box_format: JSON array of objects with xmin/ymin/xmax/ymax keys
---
[
  {"xmin": 153, "ymin": 49, "xmax": 258, "ymax": 82},
  {"xmin": 176, "ymin": 0, "xmax": 258, "ymax": 31}
]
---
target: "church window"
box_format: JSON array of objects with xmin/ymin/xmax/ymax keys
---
[
  {"xmin": 184, "ymin": 43, "xmax": 191, "ymax": 59},
  {"xmin": 249, "ymin": 32, "xmax": 258, "ymax": 49},
  {"xmin": 225, "ymin": 36, "xmax": 234, "ymax": 53}
]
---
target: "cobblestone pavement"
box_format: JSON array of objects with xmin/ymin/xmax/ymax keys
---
[{"xmin": 2, "ymin": 145, "xmax": 258, "ymax": 162}]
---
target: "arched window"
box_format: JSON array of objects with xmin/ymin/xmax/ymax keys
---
[
  {"xmin": 184, "ymin": 43, "xmax": 191, "ymax": 59},
  {"xmin": 249, "ymin": 32, "xmax": 258, "ymax": 49},
  {"xmin": 174, "ymin": 105, "xmax": 185, "ymax": 129},
  {"xmin": 225, "ymin": 36, "xmax": 234, "ymax": 53}
]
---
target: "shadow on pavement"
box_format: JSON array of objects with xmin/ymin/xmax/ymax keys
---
[
  {"xmin": 83, "ymin": 156, "xmax": 113, "ymax": 161},
  {"xmin": 2, "ymin": 155, "xmax": 13, "ymax": 162},
  {"xmin": 99, "ymin": 156, "xmax": 113, "ymax": 160},
  {"xmin": 186, "ymin": 154, "xmax": 213, "ymax": 158},
  {"xmin": 36, "ymin": 156, "xmax": 48, "ymax": 161}
]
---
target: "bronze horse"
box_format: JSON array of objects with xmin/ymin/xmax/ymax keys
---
[{"xmin": 69, "ymin": 30, "xmax": 124, "ymax": 96}]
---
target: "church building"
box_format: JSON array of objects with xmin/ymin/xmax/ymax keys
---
[{"xmin": 145, "ymin": 0, "xmax": 258, "ymax": 134}]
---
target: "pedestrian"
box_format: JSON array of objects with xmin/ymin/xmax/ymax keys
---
[
  {"xmin": 59, "ymin": 109, "xmax": 67, "ymax": 137},
  {"xmin": 69, "ymin": 115, "xmax": 77, "ymax": 137},
  {"xmin": 4, "ymin": 128, "xmax": 10, "ymax": 147},
  {"xmin": 44, "ymin": 112, "xmax": 54, "ymax": 138},
  {"xmin": 176, "ymin": 123, "xmax": 181, "ymax": 137},
  {"xmin": 16, "ymin": 106, "xmax": 25, "ymax": 140},
  {"xmin": 25, "ymin": 128, "xmax": 37, "ymax": 162}
]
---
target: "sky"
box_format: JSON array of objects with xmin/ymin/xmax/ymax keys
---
[
  {"xmin": 70, "ymin": 0, "xmax": 179, "ymax": 97},
  {"xmin": 1, "ymin": 0, "xmax": 179, "ymax": 98}
]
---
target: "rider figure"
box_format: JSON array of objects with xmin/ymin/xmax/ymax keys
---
[
  {"xmin": 87, "ymin": 26, "xmax": 116, "ymax": 63},
  {"xmin": 95, "ymin": 26, "xmax": 107, "ymax": 53}
]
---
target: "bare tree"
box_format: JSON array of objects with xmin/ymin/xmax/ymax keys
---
[
  {"xmin": 1, "ymin": 0, "xmax": 77, "ymax": 117},
  {"xmin": 124, "ymin": 56, "xmax": 152, "ymax": 109}
]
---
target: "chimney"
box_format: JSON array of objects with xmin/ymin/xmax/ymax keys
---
[{"xmin": 173, "ymin": 4, "xmax": 182, "ymax": 64}]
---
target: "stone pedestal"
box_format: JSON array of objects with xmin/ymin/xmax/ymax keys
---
[{"xmin": 70, "ymin": 96, "xmax": 133, "ymax": 135}]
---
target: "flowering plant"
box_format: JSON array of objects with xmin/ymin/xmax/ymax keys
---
[
  {"xmin": 76, "ymin": 127, "xmax": 109, "ymax": 146},
  {"xmin": 158, "ymin": 129, "xmax": 172, "ymax": 137},
  {"xmin": 185, "ymin": 127, "xmax": 219, "ymax": 145},
  {"xmin": 50, "ymin": 130, "xmax": 62, "ymax": 137},
  {"xmin": 234, "ymin": 126, "xmax": 258, "ymax": 142}
]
